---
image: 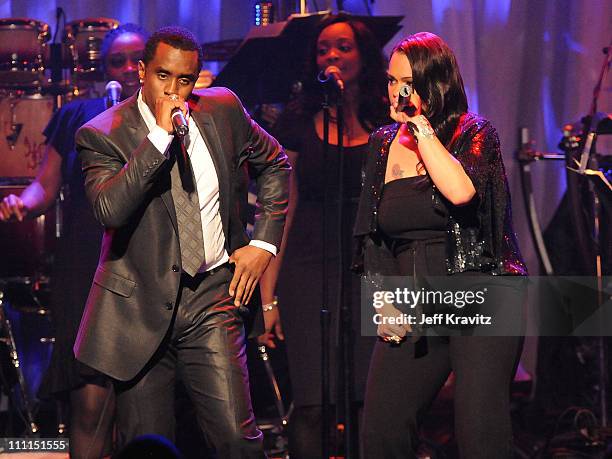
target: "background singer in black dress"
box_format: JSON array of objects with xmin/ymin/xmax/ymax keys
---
[{"xmin": 259, "ymin": 14, "xmax": 390, "ymax": 458}]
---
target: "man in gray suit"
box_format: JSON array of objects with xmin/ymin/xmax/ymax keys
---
[{"xmin": 74, "ymin": 26, "xmax": 290, "ymax": 457}]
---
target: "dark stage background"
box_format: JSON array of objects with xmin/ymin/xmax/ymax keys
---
[{"xmin": 0, "ymin": 0, "xmax": 610, "ymax": 455}]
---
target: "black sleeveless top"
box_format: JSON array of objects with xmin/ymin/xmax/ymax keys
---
[
  {"xmin": 378, "ymin": 175, "xmax": 447, "ymax": 240},
  {"xmin": 377, "ymin": 176, "xmax": 446, "ymax": 256}
]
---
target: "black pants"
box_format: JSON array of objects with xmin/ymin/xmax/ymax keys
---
[
  {"xmin": 361, "ymin": 335, "xmax": 522, "ymax": 458},
  {"xmin": 361, "ymin": 240, "xmax": 522, "ymax": 458},
  {"xmin": 114, "ymin": 264, "xmax": 265, "ymax": 458}
]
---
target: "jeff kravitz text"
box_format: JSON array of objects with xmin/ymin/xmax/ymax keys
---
[
  {"xmin": 371, "ymin": 286, "xmax": 493, "ymax": 327},
  {"xmin": 372, "ymin": 312, "xmax": 493, "ymax": 326}
]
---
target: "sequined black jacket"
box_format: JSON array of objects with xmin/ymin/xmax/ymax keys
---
[{"xmin": 353, "ymin": 113, "xmax": 528, "ymax": 276}]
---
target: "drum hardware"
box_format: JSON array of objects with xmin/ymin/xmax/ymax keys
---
[
  {"xmin": 36, "ymin": 307, "xmax": 54, "ymax": 345},
  {"xmin": 0, "ymin": 290, "xmax": 38, "ymax": 436},
  {"xmin": 21, "ymin": 9, "xmax": 78, "ymax": 97},
  {"xmin": 0, "ymin": 279, "xmax": 50, "ymax": 317},
  {"xmin": 257, "ymin": 345, "xmax": 289, "ymax": 426},
  {"xmin": 0, "ymin": 176, "xmax": 32, "ymax": 187},
  {"xmin": 257, "ymin": 345, "xmax": 290, "ymax": 457},
  {"xmin": 516, "ymin": 128, "xmax": 565, "ymax": 276},
  {"xmin": 43, "ymin": 41, "xmax": 75, "ymax": 99}
]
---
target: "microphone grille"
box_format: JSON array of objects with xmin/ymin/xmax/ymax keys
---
[
  {"xmin": 324, "ymin": 66, "xmax": 341, "ymax": 77},
  {"xmin": 399, "ymin": 84, "xmax": 412, "ymax": 98},
  {"xmin": 105, "ymin": 80, "xmax": 123, "ymax": 92}
]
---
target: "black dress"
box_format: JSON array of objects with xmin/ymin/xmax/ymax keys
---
[
  {"xmin": 38, "ymin": 98, "xmax": 107, "ymax": 399},
  {"xmin": 273, "ymin": 115, "xmax": 375, "ymax": 407}
]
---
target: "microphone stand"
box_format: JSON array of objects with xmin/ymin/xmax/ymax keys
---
[
  {"xmin": 334, "ymin": 86, "xmax": 356, "ymax": 459},
  {"xmin": 321, "ymin": 89, "xmax": 331, "ymax": 459},
  {"xmin": 569, "ymin": 41, "xmax": 611, "ymax": 428},
  {"xmin": 320, "ymin": 79, "xmax": 355, "ymax": 458}
]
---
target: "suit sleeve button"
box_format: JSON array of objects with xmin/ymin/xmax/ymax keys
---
[
  {"xmin": 172, "ymin": 265, "xmax": 179, "ymax": 272},
  {"xmin": 165, "ymin": 302, "xmax": 173, "ymax": 310}
]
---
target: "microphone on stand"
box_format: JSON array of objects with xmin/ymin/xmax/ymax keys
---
[
  {"xmin": 105, "ymin": 81, "xmax": 122, "ymax": 107},
  {"xmin": 318, "ymin": 65, "xmax": 344, "ymax": 91}
]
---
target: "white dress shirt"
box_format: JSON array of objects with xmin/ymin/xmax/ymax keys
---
[{"xmin": 136, "ymin": 91, "xmax": 276, "ymax": 272}]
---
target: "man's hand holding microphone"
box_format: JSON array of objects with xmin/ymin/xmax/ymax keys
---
[{"xmin": 155, "ymin": 93, "xmax": 189, "ymax": 136}]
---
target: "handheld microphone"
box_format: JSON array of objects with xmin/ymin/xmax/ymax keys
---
[
  {"xmin": 396, "ymin": 84, "xmax": 414, "ymax": 114},
  {"xmin": 105, "ymin": 81, "xmax": 122, "ymax": 107},
  {"xmin": 171, "ymin": 108, "xmax": 189, "ymax": 137},
  {"xmin": 318, "ymin": 65, "xmax": 344, "ymax": 91}
]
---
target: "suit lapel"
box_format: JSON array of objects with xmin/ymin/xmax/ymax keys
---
[
  {"xmin": 121, "ymin": 94, "xmax": 233, "ymax": 239},
  {"xmin": 190, "ymin": 105, "xmax": 231, "ymax": 243},
  {"xmin": 123, "ymin": 96, "xmax": 148, "ymax": 150},
  {"xmin": 123, "ymin": 95, "xmax": 178, "ymax": 233}
]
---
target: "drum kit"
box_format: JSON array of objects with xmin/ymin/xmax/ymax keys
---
[{"xmin": 0, "ymin": 16, "xmax": 118, "ymax": 435}]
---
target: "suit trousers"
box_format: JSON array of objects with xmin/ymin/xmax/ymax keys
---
[{"xmin": 114, "ymin": 264, "xmax": 265, "ymax": 458}]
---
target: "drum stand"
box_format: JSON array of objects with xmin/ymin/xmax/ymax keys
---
[
  {"xmin": 257, "ymin": 345, "xmax": 290, "ymax": 457},
  {"xmin": 0, "ymin": 288, "xmax": 38, "ymax": 436}
]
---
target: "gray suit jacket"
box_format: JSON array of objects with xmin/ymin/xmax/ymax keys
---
[{"xmin": 73, "ymin": 88, "xmax": 290, "ymax": 381}]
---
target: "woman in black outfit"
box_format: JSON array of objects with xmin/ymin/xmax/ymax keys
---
[{"xmin": 353, "ymin": 32, "xmax": 527, "ymax": 458}]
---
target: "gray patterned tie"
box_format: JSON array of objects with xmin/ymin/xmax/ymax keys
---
[{"xmin": 169, "ymin": 139, "xmax": 205, "ymax": 277}]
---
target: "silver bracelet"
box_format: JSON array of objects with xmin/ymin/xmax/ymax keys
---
[
  {"xmin": 413, "ymin": 115, "xmax": 435, "ymax": 140},
  {"xmin": 262, "ymin": 296, "xmax": 278, "ymax": 312}
]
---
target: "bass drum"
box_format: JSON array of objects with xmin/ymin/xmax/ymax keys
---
[
  {"xmin": 0, "ymin": 18, "xmax": 50, "ymax": 89},
  {"xmin": 0, "ymin": 94, "xmax": 54, "ymax": 178}
]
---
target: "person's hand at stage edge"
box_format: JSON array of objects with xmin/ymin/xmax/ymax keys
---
[
  {"xmin": 257, "ymin": 298, "xmax": 284, "ymax": 348},
  {"xmin": 0, "ymin": 194, "xmax": 28, "ymax": 222}
]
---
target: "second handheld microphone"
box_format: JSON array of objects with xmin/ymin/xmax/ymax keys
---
[{"xmin": 396, "ymin": 84, "xmax": 414, "ymax": 115}]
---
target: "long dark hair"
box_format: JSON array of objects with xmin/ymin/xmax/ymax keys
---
[
  {"xmin": 392, "ymin": 32, "xmax": 468, "ymax": 148},
  {"xmin": 289, "ymin": 13, "xmax": 390, "ymax": 131}
]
